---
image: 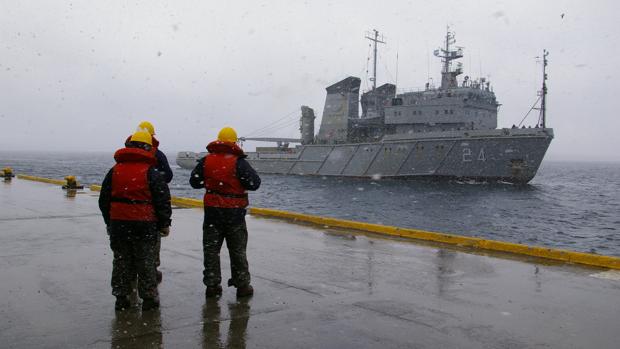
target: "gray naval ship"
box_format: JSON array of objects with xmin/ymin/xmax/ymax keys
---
[{"xmin": 178, "ymin": 30, "xmax": 553, "ymax": 184}]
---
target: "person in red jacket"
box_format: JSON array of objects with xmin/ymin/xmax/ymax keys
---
[
  {"xmin": 99, "ymin": 130, "xmax": 172, "ymax": 311},
  {"xmin": 125, "ymin": 121, "xmax": 172, "ymax": 284},
  {"xmin": 190, "ymin": 127, "xmax": 261, "ymax": 298},
  {"xmin": 125, "ymin": 121, "xmax": 173, "ymax": 183}
]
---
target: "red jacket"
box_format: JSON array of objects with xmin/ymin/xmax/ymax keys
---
[
  {"xmin": 202, "ymin": 141, "xmax": 249, "ymax": 208},
  {"xmin": 110, "ymin": 147, "xmax": 158, "ymax": 221}
]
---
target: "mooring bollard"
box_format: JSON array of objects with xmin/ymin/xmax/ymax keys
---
[
  {"xmin": 2, "ymin": 167, "xmax": 15, "ymax": 181},
  {"xmin": 62, "ymin": 175, "xmax": 84, "ymax": 190}
]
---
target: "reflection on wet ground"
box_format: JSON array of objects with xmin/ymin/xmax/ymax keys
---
[
  {"xmin": 108, "ymin": 297, "xmax": 251, "ymax": 349},
  {"xmin": 111, "ymin": 308, "xmax": 163, "ymax": 348},
  {"xmin": 202, "ymin": 298, "xmax": 250, "ymax": 349}
]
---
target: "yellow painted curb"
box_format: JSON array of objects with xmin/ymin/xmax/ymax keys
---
[
  {"xmin": 22, "ymin": 174, "xmax": 620, "ymax": 270},
  {"xmin": 170, "ymin": 196, "xmax": 202, "ymax": 208},
  {"xmin": 17, "ymin": 174, "xmax": 67, "ymax": 186},
  {"xmin": 248, "ymin": 207, "xmax": 620, "ymax": 270},
  {"xmin": 90, "ymin": 184, "xmax": 202, "ymax": 208}
]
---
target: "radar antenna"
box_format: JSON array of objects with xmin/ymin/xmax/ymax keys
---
[{"xmin": 365, "ymin": 29, "xmax": 385, "ymax": 91}]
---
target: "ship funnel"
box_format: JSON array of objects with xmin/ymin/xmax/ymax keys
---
[
  {"xmin": 300, "ymin": 106, "xmax": 315, "ymax": 145},
  {"xmin": 316, "ymin": 77, "xmax": 361, "ymax": 144}
]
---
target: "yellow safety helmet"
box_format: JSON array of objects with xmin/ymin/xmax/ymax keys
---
[
  {"xmin": 217, "ymin": 127, "xmax": 238, "ymax": 143},
  {"xmin": 130, "ymin": 130, "xmax": 153, "ymax": 146},
  {"xmin": 138, "ymin": 121, "xmax": 155, "ymax": 135}
]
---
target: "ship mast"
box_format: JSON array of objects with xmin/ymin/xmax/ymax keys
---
[
  {"xmin": 434, "ymin": 26, "xmax": 463, "ymax": 89},
  {"xmin": 540, "ymin": 50, "xmax": 549, "ymax": 128},
  {"xmin": 365, "ymin": 29, "xmax": 385, "ymax": 91},
  {"xmin": 443, "ymin": 30, "xmax": 450, "ymax": 77}
]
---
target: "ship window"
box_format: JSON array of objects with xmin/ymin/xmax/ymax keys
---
[
  {"xmin": 435, "ymin": 110, "xmax": 439, "ymax": 115},
  {"xmin": 450, "ymin": 110, "xmax": 454, "ymax": 114},
  {"xmin": 391, "ymin": 97, "xmax": 403, "ymax": 105},
  {"xmin": 444, "ymin": 110, "xmax": 449, "ymax": 114}
]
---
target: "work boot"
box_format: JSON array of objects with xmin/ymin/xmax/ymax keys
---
[
  {"xmin": 205, "ymin": 285, "xmax": 223, "ymax": 298},
  {"xmin": 115, "ymin": 296, "xmax": 131, "ymax": 311},
  {"xmin": 142, "ymin": 297, "xmax": 160, "ymax": 311},
  {"xmin": 236, "ymin": 284, "xmax": 254, "ymax": 298},
  {"xmin": 156, "ymin": 270, "xmax": 163, "ymax": 284}
]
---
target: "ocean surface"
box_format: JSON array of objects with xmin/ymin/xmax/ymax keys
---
[{"xmin": 2, "ymin": 151, "xmax": 619, "ymax": 257}]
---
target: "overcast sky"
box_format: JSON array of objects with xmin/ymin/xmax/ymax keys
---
[{"xmin": 1, "ymin": 0, "xmax": 618, "ymax": 161}]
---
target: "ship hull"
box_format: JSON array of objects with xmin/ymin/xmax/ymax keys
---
[
  {"xmin": 176, "ymin": 151, "xmax": 206, "ymax": 170},
  {"xmin": 178, "ymin": 129, "xmax": 553, "ymax": 184}
]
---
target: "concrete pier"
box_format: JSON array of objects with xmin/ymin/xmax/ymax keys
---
[{"xmin": 1, "ymin": 178, "xmax": 620, "ymax": 348}]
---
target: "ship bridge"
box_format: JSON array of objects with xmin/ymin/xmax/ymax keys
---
[{"xmin": 384, "ymin": 83, "xmax": 500, "ymax": 135}]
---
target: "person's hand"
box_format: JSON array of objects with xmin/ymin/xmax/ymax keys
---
[
  {"xmin": 159, "ymin": 226, "xmax": 170, "ymax": 237},
  {"xmin": 106, "ymin": 225, "xmax": 112, "ymax": 235}
]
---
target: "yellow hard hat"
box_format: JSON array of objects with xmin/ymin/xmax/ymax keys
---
[
  {"xmin": 217, "ymin": 127, "xmax": 238, "ymax": 143},
  {"xmin": 138, "ymin": 121, "xmax": 155, "ymax": 135},
  {"xmin": 130, "ymin": 130, "xmax": 153, "ymax": 146}
]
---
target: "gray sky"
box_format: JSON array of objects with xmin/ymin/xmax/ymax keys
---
[{"xmin": 1, "ymin": 0, "xmax": 618, "ymax": 161}]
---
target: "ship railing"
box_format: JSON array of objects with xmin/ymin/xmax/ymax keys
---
[
  {"xmin": 396, "ymin": 86, "xmax": 432, "ymax": 94},
  {"xmin": 246, "ymin": 152, "xmax": 300, "ymax": 160}
]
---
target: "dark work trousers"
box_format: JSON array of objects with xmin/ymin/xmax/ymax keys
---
[
  {"xmin": 156, "ymin": 238, "xmax": 161, "ymax": 268},
  {"xmin": 202, "ymin": 207, "xmax": 251, "ymax": 288},
  {"xmin": 129, "ymin": 236, "xmax": 160, "ymax": 292},
  {"xmin": 109, "ymin": 221, "xmax": 160, "ymax": 299}
]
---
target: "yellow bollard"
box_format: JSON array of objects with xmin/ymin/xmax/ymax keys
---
[
  {"xmin": 2, "ymin": 167, "xmax": 15, "ymax": 180},
  {"xmin": 62, "ymin": 175, "xmax": 84, "ymax": 189}
]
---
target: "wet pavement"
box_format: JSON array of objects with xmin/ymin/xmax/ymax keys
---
[{"xmin": 1, "ymin": 178, "xmax": 620, "ymax": 349}]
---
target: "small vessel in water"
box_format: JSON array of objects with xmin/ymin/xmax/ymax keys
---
[{"xmin": 178, "ymin": 29, "xmax": 553, "ymax": 184}]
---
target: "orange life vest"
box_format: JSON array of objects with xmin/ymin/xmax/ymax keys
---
[
  {"xmin": 202, "ymin": 141, "xmax": 248, "ymax": 209},
  {"xmin": 110, "ymin": 147, "xmax": 157, "ymax": 221}
]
